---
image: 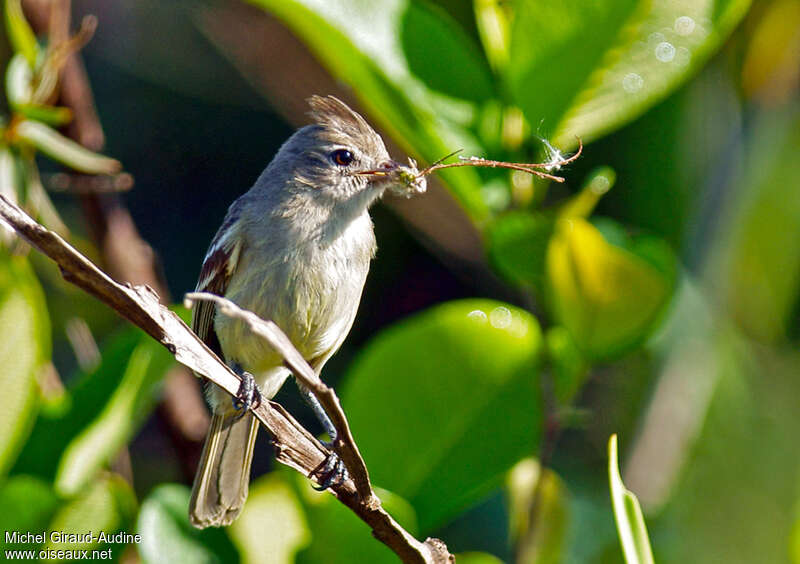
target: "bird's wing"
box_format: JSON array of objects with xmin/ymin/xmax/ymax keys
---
[{"xmin": 192, "ymin": 212, "xmax": 243, "ymax": 360}]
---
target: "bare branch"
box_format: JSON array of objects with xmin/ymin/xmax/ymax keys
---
[
  {"xmin": 45, "ymin": 172, "xmax": 134, "ymax": 194},
  {"xmin": 0, "ymin": 194, "xmax": 452, "ymax": 564},
  {"xmin": 184, "ymin": 291, "xmax": 374, "ymax": 501},
  {"xmin": 416, "ymin": 137, "xmax": 584, "ymax": 184}
]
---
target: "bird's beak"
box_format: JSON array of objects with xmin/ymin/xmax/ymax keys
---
[
  {"xmin": 353, "ymin": 160, "xmax": 401, "ymax": 179},
  {"xmin": 354, "ymin": 158, "xmax": 426, "ymax": 197}
]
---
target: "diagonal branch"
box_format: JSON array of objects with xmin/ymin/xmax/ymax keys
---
[
  {"xmin": 0, "ymin": 194, "xmax": 452, "ymax": 564},
  {"xmin": 183, "ymin": 291, "xmax": 374, "ymax": 501}
]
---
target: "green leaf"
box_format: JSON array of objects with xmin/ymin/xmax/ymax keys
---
[
  {"xmin": 20, "ymin": 153, "xmax": 69, "ymax": 236},
  {"xmin": 342, "ymin": 299, "xmax": 543, "ymax": 531},
  {"xmin": 248, "ymin": 0, "xmax": 489, "ymax": 222},
  {"xmin": 557, "ymin": 166, "xmax": 616, "ymax": 220},
  {"xmin": 506, "ymin": 458, "xmax": 570, "ymax": 564},
  {"xmin": 44, "ymin": 473, "xmax": 138, "ymax": 557},
  {"xmin": 3, "ymin": 0, "xmax": 39, "ymax": 67},
  {"xmin": 12, "ymin": 327, "xmax": 165, "ymax": 484},
  {"xmin": 14, "ymin": 120, "xmax": 121, "ymax": 175},
  {"xmin": 545, "ymin": 326, "xmax": 588, "ymax": 405},
  {"xmin": 55, "ymin": 337, "xmax": 175, "ymax": 496},
  {"xmin": 508, "ymin": 0, "xmax": 639, "ymax": 142},
  {"xmin": 546, "ymin": 217, "xmax": 676, "ymax": 359},
  {"xmin": 455, "ymin": 553, "xmax": 506, "ymax": 564},
  {"xmin": 0, "ymin": 147, "xmax": 19, "ymax": 208},
  {"xmin": 137, "ymin": 484, "xmax": 239, "ymax": 564},
  {"xmin": 0, "ymin": 254, "xmax": 50, "ymax": 478},
  {"xmin": 228, "ymin": 473, "xmax": 309, "ymax": 564},
  {"xmin": 474, "ymin": 0, "xmax": 512, "ymax": 71},
  {"xmin": 13, "ymin": 328, "xmax": 136, "ymax": 479},
  {"xmin": 292, "ymin": 471, "xmax": 416, "ymax": 564},
  {"xmin": 5, "ymin": 52, "xmax": 34, "ymax": 108},
  {"xmin": 0, "ymin": 475, "xmax": 59, "ymax": 550},
  {"xmin": 17, "ymin": 103, "xmax": 73, "ymax": 126},
  {"xmin": 488, "ymin": 211, "xmax": 554, "ymax": 293},
  {"xmin": 508, "ymin": 0, "xmax": 751, "ymax": 147},
  {"xmin": 488, "ymin": 167, "xmax": 616, "ymax": 294},
  {"xmin": 608, "ymin": 434, "xmax": 654, "ymax": 564},
  {"xmin": 400, "ymin": 2, "xmax": 494, "ymax": 102}
]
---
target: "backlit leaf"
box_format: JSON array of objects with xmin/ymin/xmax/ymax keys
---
[{"xmin": 342, "ymin": 299, "xmax": 543, "ymax": 531}]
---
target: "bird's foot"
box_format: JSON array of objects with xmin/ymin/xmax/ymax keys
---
[
  {"xmin": 312, "ymin": 446, "xmax": 349, "ymax": 491},
  {"xmin": 231, "ymin": 368, "xmax": 261, "ymax": 419}
]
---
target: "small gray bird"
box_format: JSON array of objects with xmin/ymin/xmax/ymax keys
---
[{"xmin": 189, "ymin": 95, "xmax": 425, "ymax": 528}]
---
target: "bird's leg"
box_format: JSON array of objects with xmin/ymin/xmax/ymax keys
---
[
  {"xmin": 297, "ymin": 381, "xmax": 349, "ymax": 490},
  {"xmin": 231, "ymin": 362, "xmax": 262, "ymax": 420}
]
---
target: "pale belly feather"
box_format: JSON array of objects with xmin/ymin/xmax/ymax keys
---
[{"xmin": 210, "ymin": 211, "xmax": 373, "ymax": 405}]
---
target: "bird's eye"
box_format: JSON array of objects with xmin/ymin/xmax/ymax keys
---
[{"xmin": 331, "ymin": 149, "xmax": 354, "ymax": 167}]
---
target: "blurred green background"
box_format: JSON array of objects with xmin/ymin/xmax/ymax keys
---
[{"xmin": 1, "ymin": 0, "xmax": 799, "ymax": 562}]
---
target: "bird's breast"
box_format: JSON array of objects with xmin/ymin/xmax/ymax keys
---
[{"xmin": 216, "ymin": 211, "xmax": 375, "ymax": 374}]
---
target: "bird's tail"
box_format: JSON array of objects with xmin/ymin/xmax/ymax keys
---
[{"xmin": 189, "ymin": 410, "xmax": 259, "ymax": 528}]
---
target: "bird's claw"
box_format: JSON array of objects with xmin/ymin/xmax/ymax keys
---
[
  {"xmin": 232, "ymin": 370, "xmax": 261, "ymax": 420},
  {"xmin": 312, "ymin": 448, "xmax": 349, "ymax": 491}
]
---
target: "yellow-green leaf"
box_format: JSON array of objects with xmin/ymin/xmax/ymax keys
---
[
  {"xmin": 546, "ymin": 218, "xmax": 673, "ymax": 359},
  {"xmin": 0, "ymin": 146, "xmax": 20, "ymax": 208},
  {"xmin": 44, "ymin": 474, "xmax": 137, "ymax": 557},
  {"xmin": 608, "ymin": 435, "xmax": 654, "ymax": 564},
  {"xmin": 229, "ymin": 474, "xmax": 309, "ymax": 564},
  {"xmin": 558, "ymin": 166, "xmax": 616, "ymax": 219},
  {"xmin": 55, "ymin": 338, "xmax": 174, "ymax": 496},
  {"xmin": 5, "ymin": 52, "xmax": 34, "ymax": 108},
  {"xmin": 474, "ymin": 0, "xmax": 512, "ymax": 72},
  {"xmin": 4, "ymin": 0, "xmax": 38, "ymax": 67},
  {"xmin": 18, "ymin": 103, "xmax": 73, "ymax": 126},
  {"xmin": 137, "ymin": 484, "xmax": 238, "ymax": 564},
  {"xmin": 0, "ymin": 254, "xmax": 50, "ymax": 478},
  {"xmin": 14, "ymin": 120, "xmax": 121, "ymax": 175},
  {"xmin": 506, "ymin": 458, "xmax": 570, "ymax": 564}
]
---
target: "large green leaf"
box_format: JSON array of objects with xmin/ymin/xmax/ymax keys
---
[
  {"xmin": 608, "ymin": 434, "xmax": 654, "ymax": 564},
  {"xmin": 13, "ymin": 327, "xmax": 174, "ymax": 491},
  {"xmin": 228, "ymin": 473, "xmax": 309, "ymax": 564},
  {"xmin": 507, "ymin": 0, "xmax": 751, "ymax": 147},
  {"xmin": 546, "ymin": 217, "xmax": 676, "ymax": 359},
  {"xmin": 137, "ymin": 484, "xmax": 238, "ymax": 564},
  {"xmin": 43, "ymin": 473, "xmax": 138, "ymax": 558},
  {"xmin": 248, "ymin": 0, "xmax": 489, "ymax": 222},
  {"xmin": 292, "ymin": 472, "xmax": 417, "ymax": 564},
  {"xmin": 488, "ymin": 166, "xmax": 616, "ymax": 296},
  {"xmin": 400, "ymin": 2, "xmax": 494, "ymax": 103},
  {"xmin": 12, "ymin": 328, "xmax": 140, "ymax": 480},
  {"xmin": 0, "ymin": 254, "xmax": 50, "ymax": 478},
  {"xmin": 55, "ymin": 337, "xmax": 176, "ymax": 496},
  {"xmin": 0, "ymin": 475, "xmax": 58, "ymax": 552},
  {"xmin": 488, "ymin": 211, "xmax": 554, "ymax": 293},
  {"xmin": 508, "ymin": 0, "xmax": 639, "ymax": 142},
  {"xmin": 342, "ymin": 299, "xmax": 543, "ymax": 531}
]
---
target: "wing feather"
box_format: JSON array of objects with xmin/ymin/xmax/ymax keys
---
[{"xmin": 192, "ymin": 208, "xmax": 243, "ymax": 360}]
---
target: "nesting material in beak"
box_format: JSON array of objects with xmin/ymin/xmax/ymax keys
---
[{"xmin": 355, "ymin": 158, "xmax": 427, "ymax": 198}]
